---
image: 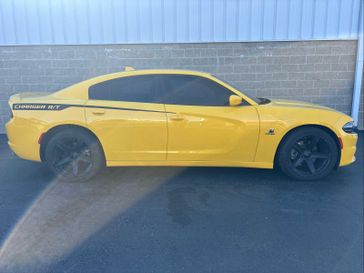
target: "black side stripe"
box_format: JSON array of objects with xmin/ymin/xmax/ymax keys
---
[
  {"xmin": 12, "ymin": 103, "xmax": 174, "ymax": 114},
  {"xmin": 84, "ymin": 104, "xmax": 174, "ymax": 114}
]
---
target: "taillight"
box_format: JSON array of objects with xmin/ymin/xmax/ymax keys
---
[{"xmin": 9, "ymin": 105, "xmax": 13, "ymax": 119}]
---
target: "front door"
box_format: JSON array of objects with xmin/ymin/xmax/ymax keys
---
[
  {"xmin": 85, "ymin": 74, "xmax": 167, "ymax": 161},
  {"xmin": 159, "ymin": 74, "xmax": 260, "ymax": 163}
]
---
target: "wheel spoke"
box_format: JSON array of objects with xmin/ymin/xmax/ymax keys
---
[
  {"xmin": 309, "ymin": 136, "xmax": 320, "ymax": 150},
  {"xmin": 293, "ymin": 156, "xmax": 304, "ymax": 167},
  {"xmin": 311, "ymin": 152, "xmax": 329, "ymax": 159},
  {"xmin": 293, "ymin": 143, "xmax": 304, "ymax": 154},
  {"xmin": 55, "ymin": 141, "xmax": 71, "ymax": 152},
  {"xmin": 78, "ymin": 156, "xmax": 92, "ymax": 164},
  {"xmin": 305, "ymin": 158, "xmax": 316, "ymax": 174},
  {"xmin": 55, "ymin": 156, "xmax": 72, "ymax": 167},
  {"xmin": 72, "ymin": 160, "xmax": 79, "ymax": 176},
  {"xmin": 73, "ymin": 139, "xmax": 82, "ymax": 150}
]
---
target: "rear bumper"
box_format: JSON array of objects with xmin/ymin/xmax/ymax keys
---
[
  {"xmin": 339, "ymin": 133, "xmax": 358, "ymax": 167},
  {"xmin": 5, "ymin": 118, "xmax": 42, "ymax": 162}
]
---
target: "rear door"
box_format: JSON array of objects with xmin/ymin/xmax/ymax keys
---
[
  {"xmin": 85, "ymin": 74, "xmax": 167, "ymax": 161},
  {"xmin": 158, "ymin": 74, "xmax": 259, "ymax": 163}
]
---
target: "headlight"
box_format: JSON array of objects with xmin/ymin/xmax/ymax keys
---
[{"xmin": 342, "ymin": 121, "xmax": 358, "ymax": 134}]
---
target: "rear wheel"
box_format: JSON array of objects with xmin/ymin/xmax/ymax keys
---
[
  {"xmin": 44, "ymin": 128, "xmax": 105, "ymax": 182},
  {"xmin": 277, "ymin": 127, "xmax": 338, "ymax": 180}
]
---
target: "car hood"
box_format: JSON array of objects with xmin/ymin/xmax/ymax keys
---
[{"xmin": 267, "ymin": 99, "xmax": 340, "ymax": 113}]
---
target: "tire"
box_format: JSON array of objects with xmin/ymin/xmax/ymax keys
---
[
  {"xmin": 277, "ymin": 127, "xmax": 338, "ymax": 181},
  {"xmin": 44, "ymin": 128, "xmax": 105, "ymax": 182}
]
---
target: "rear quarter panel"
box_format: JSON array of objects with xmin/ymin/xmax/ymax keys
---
[{"xmin": 6, "ymin": 98, "xmax": 87, "ymax": 161}]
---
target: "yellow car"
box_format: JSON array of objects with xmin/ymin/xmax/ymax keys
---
[{"xmin": 6, "ymin": 67, "xmax": 358, "ymax": 181}]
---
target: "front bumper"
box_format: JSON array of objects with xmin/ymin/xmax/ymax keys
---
[{"xmin": 339, "ymin": 132, "xmax": 358, "ymax": 166}]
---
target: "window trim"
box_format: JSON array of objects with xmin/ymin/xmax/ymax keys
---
[{"xmin": 87, "ymin": 73, "xmax": 252, "ymax": 107}]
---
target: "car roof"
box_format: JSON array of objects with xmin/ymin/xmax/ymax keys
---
[
  {"xmin": 53, "ymin": 69, "xmax": 213, "ymax": 99},
  {"xmin": 53, "ymin": 68, "xmax": 259, "ymax": 106},
  {"xmin": 90, "ymin": 68, "xmax": 212, "ymax": 81}
]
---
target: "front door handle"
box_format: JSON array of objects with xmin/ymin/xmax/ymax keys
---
[
  {"xmin": 170, "ymin": 114, "xmax": 185, "ymax": 121},
  {"xmin": 92, "ymin": 109, "xmax": 105, "ymax": 115}
]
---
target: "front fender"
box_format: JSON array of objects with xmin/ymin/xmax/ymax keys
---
[{"xmin": 253, "ymin": 106, "xmax": 344, "ymax": 167}]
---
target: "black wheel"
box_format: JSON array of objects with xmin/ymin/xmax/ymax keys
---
[
  {"xmin": 44, "ymin": 128, "xmax": 105, "ymax": 182},
  {"xmin": 277, "ymin": 127, "xmax": 338, "ymax": 180}
]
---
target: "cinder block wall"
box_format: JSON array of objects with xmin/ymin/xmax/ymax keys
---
[{"xmin": 0, "ymin": 40, "xmax": 360, "ymax": 133}]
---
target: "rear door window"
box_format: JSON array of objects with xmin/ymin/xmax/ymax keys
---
[{"xmin": 89, "ymin": 75, "xmax": 158, "ymax": 103}]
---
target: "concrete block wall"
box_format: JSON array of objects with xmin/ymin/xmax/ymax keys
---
[{"xmin": 0, "ymin": 40, "xmax": 361, "ymax": 133}]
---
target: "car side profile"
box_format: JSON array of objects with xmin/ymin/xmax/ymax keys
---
[{"xmin": 6, "ymin": 67, "xmax": 358, "ymax": 181}]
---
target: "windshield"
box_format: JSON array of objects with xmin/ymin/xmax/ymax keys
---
[{"xmin": 216, "ymin": 77, "xmax": 270, "ymax": 105}]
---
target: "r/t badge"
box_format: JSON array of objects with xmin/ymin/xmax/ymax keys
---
[{"xmin": 266, "ymin": 128, "xmax": 275, "ymax": 135}]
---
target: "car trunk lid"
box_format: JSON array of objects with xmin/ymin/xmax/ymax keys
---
[{"xmin": 9, "ymin": 92, "xmax": 51, "ymax": 103}]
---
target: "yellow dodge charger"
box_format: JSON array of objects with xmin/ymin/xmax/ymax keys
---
[{"xmin": 6, "ymin": 68, "xmax": 357, "ymax": 181}]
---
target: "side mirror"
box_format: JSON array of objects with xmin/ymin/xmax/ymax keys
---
[{"xmin": 229, "ymin": 95, "xmax": 243, "ymax": 106}]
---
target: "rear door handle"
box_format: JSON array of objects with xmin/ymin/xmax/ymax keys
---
[
  {"xmin": 170, "ymin": 114, "xmax": 185, "ymax": 121},
  {"xmin": 92, "ymin": 109, "xmax": 105, "ymax": 115}
]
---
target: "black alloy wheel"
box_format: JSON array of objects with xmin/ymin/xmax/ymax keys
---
[
  {"xmin": 52, "ymin": 136, "xmax": 93, "ymax": 177},
  {"xmin": 290, "ymin": 135, "xmax": 331, "ymax": 176},
  {"xmin": 44, "ymin": 128, "xmax": 105, "ymax": 182},
  {"xmin": 277, "ymin": 127, "xmax": 338, "ymax": 180}
]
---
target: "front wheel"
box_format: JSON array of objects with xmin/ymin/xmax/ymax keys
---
[
  {"xmin": 277, "ymin": 127, "xmax": 339, "ymax": 180},
  {"xmin": 44, "ymin": 128, "xmax": 105, "ymax": 182}
]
